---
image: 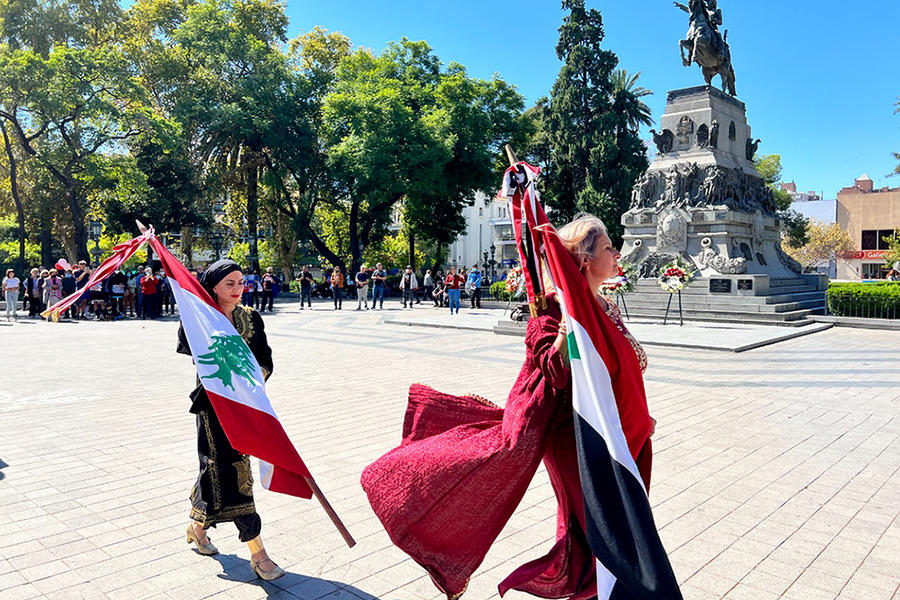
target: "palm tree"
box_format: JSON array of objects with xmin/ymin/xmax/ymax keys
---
[{"xmin": 609, "ymin": 69, "xmax": 653, "ymax": 134}]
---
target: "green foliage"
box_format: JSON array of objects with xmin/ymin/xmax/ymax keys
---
[
  {"xmin": 225, "ymin": 239, "xmax": 277, "ymax": 270},
  {"xmin": 490, "ymin": 280, "xmax": 513, "ymax": 301},
  {"xmin": 882, "ymin": 230, "xmax": 900, "ymax": 269},
  {"xmin": 0, "ymin": 238, "xmax": 41, "ymax": 271},
  {"xmin": 754, "ymin": 154, "xmax": 809, "ymax": 246},
  {"xmin": 363, "ymin": 229, "xmax": 424, "ymax": 270},
  {"xmin": 538, "ymin": 0, "xmax": 650, "ymax": 246},
  {"xmin": 826, "ymin": 282, "xmax": 900, "ymax": 319}
]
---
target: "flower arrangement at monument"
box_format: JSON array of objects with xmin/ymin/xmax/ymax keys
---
[
  {"xmin": 658, "ymin": 259, "xmax": 696, "ymax": 293},
  {"xmin": 599, "ymin": 262, "xmax": 637, "ymax": 297},
  {"xmin": 505, "ymin": 266, "xmax": 526, "ymax": 299}
]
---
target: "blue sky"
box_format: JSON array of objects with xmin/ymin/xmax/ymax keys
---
[{"xmin": 283, "ymin": 0, "xmax": 899, "ymax": 199}]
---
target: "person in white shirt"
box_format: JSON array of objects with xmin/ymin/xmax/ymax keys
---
[{"xmin": 3, "ymin": 268, "xmax": 21, "ymax": 321}]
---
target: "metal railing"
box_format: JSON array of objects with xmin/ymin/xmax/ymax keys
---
[{"xmin": 826, "ymin": 293, "xmax": 900, "ymax": 320}]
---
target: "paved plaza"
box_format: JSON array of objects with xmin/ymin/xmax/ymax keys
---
[{"xmin": 1, "ymin": 301, "xmax": 898, "ymax": 600}]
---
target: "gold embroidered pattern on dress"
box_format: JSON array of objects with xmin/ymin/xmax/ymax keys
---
[
  {"xmin": 234, "ymin": 457, "xmax": 254, "ymax": 496},
  {"xmin": 200, "ymin": 411, "xmax": 222, "ymax": 510},
  {"xmin": 603, "ymin": 301, "xmax": 648, "ymax": 373},
  {"xmin": 232, "ymin": 305, "xmax": 255, "ymax": 341}
]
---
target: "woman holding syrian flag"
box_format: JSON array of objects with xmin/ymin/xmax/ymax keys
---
[
  {"xmin": 177, "ymin": 259, "xmax": 285, "ymax": 581},
  {"xmin": 361, "ymin": 210, "xmax": 662, "ymax": 600}
]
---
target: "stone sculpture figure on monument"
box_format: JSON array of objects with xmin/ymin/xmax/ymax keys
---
[
  {"xmin": 709, "ymin": 119, "xmax": 719, "ymax": 148},
  {"xmin": 650, "ymin": 129, "xmax": 674, "ymax": 154},
  {"xmin": 745, "ymin": 138, "xmax": 761, "ymax": 161},
  {"xmin": 675, "ymin": 0, "xmax": 736, "ymax": 95}
]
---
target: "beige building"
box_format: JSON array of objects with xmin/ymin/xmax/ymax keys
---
[{"xmin": 836, "ymin": 174, "xmax": 900, "ymax": 279}]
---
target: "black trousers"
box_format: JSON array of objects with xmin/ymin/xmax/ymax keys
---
[
  {"xmin": 192, "ymin": 410, "xmax": 261, "ymax": 541},
  {"xmin": 470, "ymin": 287, "xmax": 481, "ymax": 308},
  {"xmin": 261, "ymin": 290, "xmax": 274, "ymax": 311}
]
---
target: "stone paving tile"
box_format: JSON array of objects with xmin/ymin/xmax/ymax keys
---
[{"xmin": 1, "ymin": 301, "xmax": 898, "ymax": 599}]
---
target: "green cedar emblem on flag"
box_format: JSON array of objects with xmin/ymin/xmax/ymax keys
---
[{"xmin": 198, "ymin": 334, "xmax": 258, "ymax": 390}]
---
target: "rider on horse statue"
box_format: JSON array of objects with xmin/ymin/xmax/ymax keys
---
[{"xmin": 676, "ymin": 0, "xmax": 737, "ymax": 96}]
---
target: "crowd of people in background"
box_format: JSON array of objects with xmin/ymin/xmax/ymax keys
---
[
  {"xmin": 309, "ymin": 262, "xmax": 497, "ymax": 314},
  {"xmin": 1, "ymin": 262, "xmax": 178, "ymax": 322},
  {"xmin": 2, "ymin": 260, "xmax": 511, "ymax": 322}
]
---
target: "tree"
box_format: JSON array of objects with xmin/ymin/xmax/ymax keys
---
[
  {"xmin": 783, "ymin": 219, "xmax": 853, "ymax": 272},
  {"xmin": 754, "ymin": 154, "xmax": 809, "ymax": 247},
  {"xmin": 539, "ymin": 0, "xmax": 650, "ymax": 246},
  {"xmin": 0, "ymin": 3, "xmax": 169, "ymax": 262},
  {"xmin": 883, "ymin": 230, "xmax": 900, "ymax": 271}
]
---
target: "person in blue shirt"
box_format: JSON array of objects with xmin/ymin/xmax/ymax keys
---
[{"xmin": 466, "ymin": 265, "xmax": 482, "ymax": 309}]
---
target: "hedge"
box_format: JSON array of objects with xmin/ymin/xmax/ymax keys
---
[{"xmin": 826, "ymin": 282, "xmax": 900, "ymax": 319}]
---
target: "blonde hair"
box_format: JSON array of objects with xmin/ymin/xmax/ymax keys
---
[{"xmin": 556, "ymin": 213, "xmax": 609, "ymax": 270}]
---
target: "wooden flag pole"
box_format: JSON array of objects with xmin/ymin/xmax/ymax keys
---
[
  {"xmin": 504, "ymin": 143, "xmax": 519, "ymax": 168},
  {"xmin": 304, "ymin": 475, "xmax": 357, "ymax": 548}
]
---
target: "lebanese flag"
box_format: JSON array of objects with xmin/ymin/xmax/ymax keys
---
[
  {"xmin": 505, "ymin": 164, "xmax": 682, "ymax": 599},
  {"xmin": 147, "ymin": 236, "xmax": 313, "ymax": 499}
]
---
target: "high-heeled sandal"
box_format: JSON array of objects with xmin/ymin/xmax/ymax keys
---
[
  {"xmin": 186, "ymin": 524, "xmax": 218, "ymax": 555},
  {"xmin": 251, "ymin": 557, "xmax": 285, "ymax": 581}
]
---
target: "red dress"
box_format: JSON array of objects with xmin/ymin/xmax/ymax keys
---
[{"xmin": 361, "ymin": 296, "xmax": 650, "ymax": 599}]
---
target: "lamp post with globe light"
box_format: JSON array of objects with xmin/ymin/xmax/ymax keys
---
[{"xmin": 89, "ymin": 219, "xmax": 103, "ymax": 267}]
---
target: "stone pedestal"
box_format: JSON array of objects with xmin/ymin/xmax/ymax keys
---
[
  {"xmin": 622, "ymin": 85, "xmax": 801, "ymax": 280},
  {"xmin": 618, "ymin": 86, "xmax": 823, "ymax": 325}
]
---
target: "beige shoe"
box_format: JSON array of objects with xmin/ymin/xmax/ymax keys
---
[
  {"xmin": 186, "ymin": 524, "xmax": 218, "ymax": 555},
  {"xmin": 251, "ymin": 557, "xmax": 285, "ymax": 581}
]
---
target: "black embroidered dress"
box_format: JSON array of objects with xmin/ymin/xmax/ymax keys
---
[{"xmin": 177, "ymin": 305, "xmax": 273, "ymax": 541}]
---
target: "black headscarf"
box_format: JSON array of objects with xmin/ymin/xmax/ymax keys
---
[{"xmin": 200, "ymin": 259, "xmax": 242, "ymax": 297}]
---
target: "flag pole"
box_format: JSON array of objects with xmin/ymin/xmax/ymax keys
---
[{"xmin": 303, "ymin": 475, "xmax": 357, "ymax": 548}]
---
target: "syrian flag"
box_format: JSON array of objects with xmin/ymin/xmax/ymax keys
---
[
  {"xmin": 505, "ymin": 163, "xmax": 682, "ymax": 599},
  {"xmin": 147, "ymin": 236, "xmax": 313, "ymax": 499}
]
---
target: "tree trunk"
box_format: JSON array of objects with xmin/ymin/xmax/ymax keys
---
[
  {"xmin": 1, "ymin": 122, "xmax": 26, "ymax": 271},
  {"xmin": 348, "ymin": 199, "xmax": 360, "ymax": 272},
  {"xmin": 63, "ymin": 186, "xmax": 90, "ymax": 262},
  {"xmin": 181, "ymin": 225, "xmax": 193, "ymax": 268},
  {"xmin": 407, "ymin": 229, "xmax": 416, "ymax": 270},
  {"xmin": 39, "ymin": 197, "xmax": 53, "ymax": 268},
  {"xmin": 245, "ymin": 154, "xmax": 260, "ymax": 272}
]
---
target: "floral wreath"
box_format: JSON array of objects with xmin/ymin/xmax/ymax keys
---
[
  {"xmin": 658, "ymin": 258, "xmax": 696, "ymax": 293},
  {"xmin": 504, "ymin": 266, "xmax": 526, "ymax": 299},
  {"xmin": 599, "ymin": 262, "xmax": 637, "ymax": 296}
]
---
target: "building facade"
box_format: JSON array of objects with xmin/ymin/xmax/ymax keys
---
[
  {"xmin": 836, "ymin": 174, "xmax": 900, "ymax": 279},
  {"xmin": 446, "ymin": 191, "xmax": 518, "ymax": 280}
]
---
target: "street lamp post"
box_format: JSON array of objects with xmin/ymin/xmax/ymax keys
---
[
  {"xmin": 210, "ymin": 230, "xmax": 223, "ymax": 261},
  {"xmin": 89, "ymin": 218, "xmax": 103, "ymax": 267},
  {"xmin": 490, "ymin": 244, "xmax": 496, "ymax": 282}
]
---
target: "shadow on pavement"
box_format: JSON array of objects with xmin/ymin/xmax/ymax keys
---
[{"xmin": 211, "ymin": 553, "xmax": 382, "ymax": 599}]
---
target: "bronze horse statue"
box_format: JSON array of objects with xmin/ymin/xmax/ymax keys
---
[{"xmin": 676, "ymin": 0, "xmax": 736, "ymax": 96}]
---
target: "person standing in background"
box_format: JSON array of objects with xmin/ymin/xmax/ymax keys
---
[
  {"xmin": 140, "ymin": 267, "xmax": 159, "ymax": 319},
  {"xmin": 445, "ymin": 267, "xmax": 463, "ymax": 315},
  {"xmin": 61, "ymin": 268, "xmax": 77, "ymax": 319},
  {"xmin": 400, "ymin": 266, "xmax": 418, "ymax": 308},
  {"xmin": 3, "ymin": 268, "xmax": 20, "ymax": 321},
  {"xmin": 371, "ymin": 263, "xmax": 387, "ymax": 310},
  {"xmin": 296, "ymin": 265, "xmax": 315, "ymax": 310},
  {"xmin": 260, "ymin": 267, "xmax": 277, "ymax": 312},
  {"xmin": 354, "ymin": 264, "xmax": 370, "ymax": 311},
  {"xmin": 467, "ymin": 265, "xmax": 482, "ymax": 309},
  {"xmin": 330, "ymin": 266, "xmax": 344, "ymax": 310}
]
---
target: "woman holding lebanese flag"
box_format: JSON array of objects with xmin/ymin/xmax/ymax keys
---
[{"xmin": 177, "ymin": 259, "xmax": 285, "ymax": 581}]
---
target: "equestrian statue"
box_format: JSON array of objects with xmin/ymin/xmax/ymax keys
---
[{"xmin": 675, "ymin": 0, "xmax": 737, "ymax": 96}]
